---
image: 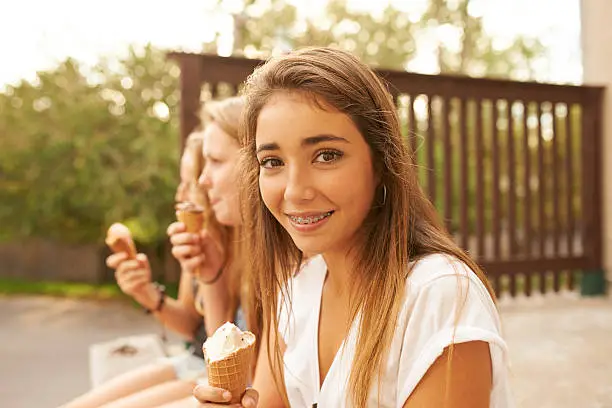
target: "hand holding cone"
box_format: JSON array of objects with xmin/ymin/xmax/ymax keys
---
[{"xmin": 203, "ymin": 322, "xmax": 256, "ymax": 404}]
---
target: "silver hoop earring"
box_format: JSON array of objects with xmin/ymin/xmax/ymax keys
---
[{"xmin": 382, "ymin": 185, "xmax": 387, "ymax": 206}]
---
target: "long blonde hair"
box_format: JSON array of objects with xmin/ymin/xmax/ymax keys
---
[
  {"xmin": 199, "ymin": 95, "xmax": 245, "ymax": 232},
  {"xmin": 198, "ymin": 97, "xmax": 261, "ymax": 344},
  {"xmin": 182, "ymin": 131, "xmax": 206, "ymax": 205},
  {"xmin": 240, "ymin": 47, "xmax": 496, "ymax": 406}
]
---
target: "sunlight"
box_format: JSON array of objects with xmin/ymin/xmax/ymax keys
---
[{"xmin": 0, "ymin": 0, "xmax": 583, "ymax": 89}]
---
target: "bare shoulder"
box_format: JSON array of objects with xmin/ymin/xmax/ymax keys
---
[{"xmin": 403, "ymin": 340, "xmax": 492, "ymax": 408}]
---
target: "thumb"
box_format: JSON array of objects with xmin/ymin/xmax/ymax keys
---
[
  {"xmin": 136, "ymin": 253, "xmax": 150, "ymax": 269},
  {"xmin": 201, "ymin": 230, "xmax": 223, "ymax": 252},
  {"xmin": 242, "ymin": 388, "xmax": 259, "ymax": 408},
  {"xmin": 200, "ymin": 229, "xmax": 212, "ymax": 241}
]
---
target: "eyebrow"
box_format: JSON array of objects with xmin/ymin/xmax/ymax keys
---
[{"xmin": 255, "ymin": 134, "xmax": 349, "ymax": 154}]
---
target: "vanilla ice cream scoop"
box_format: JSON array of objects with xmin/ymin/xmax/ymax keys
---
[
  {"xmin": 105, "ymin": 223, "xmax": 137, "ymax": 259},
  {"xmin": 203, "ymin": 322, "xmax": 254, "ymax": 362}
]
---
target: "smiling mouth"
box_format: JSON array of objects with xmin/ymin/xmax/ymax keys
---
[{"xmin": 287, "ymin": 211, "xmax": 334, "ymax": 225}]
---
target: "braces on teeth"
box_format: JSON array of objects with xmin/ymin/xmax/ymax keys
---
[{"xmin": 290, "ymin": 212, "xmax": 332, "ymax": 225}]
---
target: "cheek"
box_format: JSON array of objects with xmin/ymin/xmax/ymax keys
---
[
  {"xmin": 259, "ymin": 175, "xmax": 283, "ymax": 215},
  {"xmin": 331, "ymin": 165, "xmax": 372, "ymax": 196},
  {"xmin": 214, "ymin": 166, "xmax": 233, "ymax": 193},
  {"xmin": 331, "ymin": 166, "xmax": 376, "ymax": 212}
]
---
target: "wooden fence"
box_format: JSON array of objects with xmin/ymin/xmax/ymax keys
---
[{"xmin": 168, "ymin": 52, "xmax": 604, "ymax": 297}]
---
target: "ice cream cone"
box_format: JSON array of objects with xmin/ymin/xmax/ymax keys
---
[
  {"xmin": 175, "ymin": 202, "xmax": 205, "ymax": 278},
  {"xmin": 105, "ymin": 223, "xmax": 137, "ymax": 259},
  {"xmin": 204, "ymin": 330, "xmax": 256, "ymax": 404},
  {"xmin": 175, "ymin": 201, "xmax": 205, "ymax": 233}
]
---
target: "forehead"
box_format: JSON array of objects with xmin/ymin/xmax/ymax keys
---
[
  {"xmin": 256, "ymin": 93, "xmax": 360, "ymax": 143},
  {"xmin": 202, "ymin": 121, "xmax": 239, "ymax": 153},
  {"xmin": 179, "ymin": 153, "xmax": 195, "ymax": 176}
]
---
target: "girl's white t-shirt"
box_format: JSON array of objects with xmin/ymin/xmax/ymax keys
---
[{"xmin": 278, "ymin": 254, "xmax": 514, "ymax": 408}]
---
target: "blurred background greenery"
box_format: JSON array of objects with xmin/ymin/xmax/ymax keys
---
[{"xmin": 0, "ymin": 0, "xmax": 550, "ymax": 248}]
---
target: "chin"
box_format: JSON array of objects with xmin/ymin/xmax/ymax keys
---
[
  {"xmin": 213, "ymin": 210, "xmax": 229, "ymax": 226},
  {"xmin": 218, "ymin": 217, "xmax": 234, "ymax": 227},
  {"xmin": 289, "ymin": 236, "xmax": 328, "ymax": 256},
  {"xmin": 219, "ymin": 211, "xmax": 242, "ymax": 227}
]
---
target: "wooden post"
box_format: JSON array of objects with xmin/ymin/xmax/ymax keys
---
[{"xmin": 581, "ymin": 0, "xmax": 609, "ymax": 295}]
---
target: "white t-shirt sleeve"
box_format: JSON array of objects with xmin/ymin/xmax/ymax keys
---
[{"xmin": 396, "ymin": 256, "xmax": 508, "ymax": 406}]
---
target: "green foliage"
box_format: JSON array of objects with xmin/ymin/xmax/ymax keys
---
[
  {"xmin": 0, "ymin": 46, "xmax": 181, "ymax": 244},
  {"xmin": 218, "ymin": 0, "xmax": 543, "ymax": 77},
  {"xmin": 0, "ymin": 0, "xmax": 548, "ymax": 246}
]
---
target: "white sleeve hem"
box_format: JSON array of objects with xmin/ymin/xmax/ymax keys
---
[{"xmin": 396, "ymin": 326, "xmax": 508, "ymax": 408}]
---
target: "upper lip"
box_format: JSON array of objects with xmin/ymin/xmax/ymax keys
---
[{"xmin": 285, "ymin": 211, "xmax": 334, "ymax": 217}]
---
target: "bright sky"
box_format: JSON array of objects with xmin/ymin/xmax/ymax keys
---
[{"xmin": 0, "ymin": 0, "xmax": 582, "ymax": 89}]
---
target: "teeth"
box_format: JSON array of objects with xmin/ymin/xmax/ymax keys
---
[{"xmin": 289, "ymin": 212, "xmax": 332, "ymax": 225}]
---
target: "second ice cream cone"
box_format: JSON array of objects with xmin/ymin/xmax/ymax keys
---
[
  {"xmin": 175, "ymin": 202, "xmax": 205, "ymax": 277},
  {"xmin": 175, "ymin": 202, "xmax": 205, "ymax": 233}
]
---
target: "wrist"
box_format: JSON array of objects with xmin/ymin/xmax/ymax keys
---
[
  {"xmin": 198, "ymin": 267, "xmax": 224, "ymax": 285},
  {"xmin": 144, "ymin": 282, "xmax": 166, "ymax": 315},
  {"xmin": 136, "ymin": 283, "xmax": 161, "ymax": 311}
]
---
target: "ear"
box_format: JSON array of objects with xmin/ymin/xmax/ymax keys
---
[
  {"xmin": 367, "ymin": 146, "xmax": 384, "ymax": 189},
  {"xmin": 374, "ymin": 164, "xmax": 383, "ymax": 186}
]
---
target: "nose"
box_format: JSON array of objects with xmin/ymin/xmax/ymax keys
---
[
  {"xmin": 175, "ymin": 182, "xmax": 188, "ymax": 202},
  {"xmin": 283, "ymin": 164, "xmax": 315, "ymax": 203},
  {"xmin": 198, "ymin": 166, "xmax": 212, "ymax": 189}
]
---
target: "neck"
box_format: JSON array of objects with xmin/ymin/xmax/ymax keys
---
[{"xmin": 321, "ymin": 248, "xmax": 357, "ymax": 297}]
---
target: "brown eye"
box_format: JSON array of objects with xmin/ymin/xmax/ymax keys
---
[
  {"xmin": 315, "ymin": 150, "xmax": 343, "ymax": 163},
  {"xmin": 260, "ymin": 157, "xmax": 284, "ymax": 169}
]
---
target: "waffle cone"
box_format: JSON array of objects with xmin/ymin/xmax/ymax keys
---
[
  {"xmin": 105, "ymin": 223, "xmax": 137, "ymax": 259},
  {"xmin": 175, "ymin": 202, "xmax": 205, "ymax": 233},
  {"xmin": 105, "ymin": 236, "xmax": 137, "ymax": 259},
  {"xmin": 204, "ymin": 332, "xmax": 256, "ymax": 404}
]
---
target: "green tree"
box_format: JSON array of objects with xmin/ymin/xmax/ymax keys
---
[
  {"xmin": 0, "ymin": 45, "xmax": 181, "ymax": 244},
  {"xmin": 419, "ymin": 0, "xmax": 544, "ymax": 78},
  {"xmin": 207, "ymin": 0, "xmax": 542, "ymax": 77}
]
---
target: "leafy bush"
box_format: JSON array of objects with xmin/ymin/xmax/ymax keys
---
[{"xmin": 0, "ymin": 45, "xmax": 181, "ymax": 244}]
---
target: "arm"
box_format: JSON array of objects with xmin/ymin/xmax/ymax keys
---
[
  {"xmin": 403, "ymin": 341, "xmax": 492, "ymax": 408},
  {"xmin": 251, "ymin": 325, "xmax": 286, "ymax": 408},
  {"xmin": 168, "ymin": 222, "xmax": 234, "ymax": 335},
  {"xmin": 148, "ymin": 268, "xmax": 202, "ymax": 339},
  {"xmin": 195, "ymin": 272, "xmax": 234, "ymax": 337},
  {"xmin": 109, "ymin": 253, "xmax": 202, "ymax": 340}
]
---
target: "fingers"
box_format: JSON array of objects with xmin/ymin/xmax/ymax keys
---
[
  {"xmin": 193, "ymin": 385, "xmax": 232, "ymax": 404},
  {"xmin": 136, "ymin": 253, "xmax": 149, "ymax": 268},
  {"xmin": 106, "ymin": 252, "xmax": 128, "ymax": 269},
  {"xmin": 119, "ymin": 270, "xmax": 150, "ymax": 292},
  {"xmin": 113, "ymin": 255, "xmax": 151, "ymax": 293},
  {"xmin": 171, "ymin": 243, "xmax": 201, "ymax": 260},
  {"xmin": 170, "ymin": 230, "xmax": 205, "ymax": 273},
  {"xmin": 122, "ymin": 269, "xmax": 149, "ymax": 285},
  {"xmin": 191, "ymin": 385, "xmax": 258, "ymax": 407},
  {"xmin": 182, "ymin": 254, "xmax": 206, "ymax": 273},
  {"xmin": 113, "ymin": 259, "xmax": 139, "ymax": 282},
  {"xmin": 170, "ymin": 231, "xmax": 200, "ymax": 246},
  {"xmin": 167, "ymin": 221, "xmax": 186, "ymax": 236},
  {"xmin": 115, "ymin": 267, "xmax": 147, "ymax": 284},
  {"xmin": 108, "ymin": 253, "xmax": 148, "ymax": 273},
  {"xmin": 242, "ymin": 389, "xmax": 259, "ymax": 408}
]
